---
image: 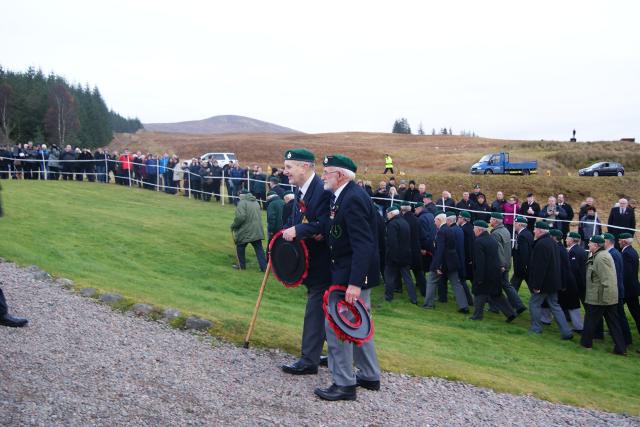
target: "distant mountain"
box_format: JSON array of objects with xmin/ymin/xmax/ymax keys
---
[{"xmin": 143, "ymin": 115, "xmax": 301, "ymax": 134}]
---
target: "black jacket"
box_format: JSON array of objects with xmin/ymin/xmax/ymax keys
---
[
  {"xmin": 472, "ymin": 231, "xmax": 502, "ymax": 296},
  {"xmin": 513, "ymin": 228, "xmax": 533, "ymax": 278},
  {"xmin": 386, "ymin": 215, "xmax": 412, "ymax": 267},
  {"xmin": 327, "ymin": 181, "xmax": 380, "ymax": 289},
  {"xmin": 622, "ymin": 245, "xmax": 640, "ymax": 298},
  {"xmin": 461, "ymin": 221, "xmax": 475, "ymax": 280},
  {"xmin": 402, "ymin": 211, "xmax": 422, "ymax": 268},
  {"xmin": 608, "ymin": 207, "xmax": 636, "ymax": 238},
  {"xmin": 430, "ymin": 224, "xmax": 459, "ymax": 274},
  {"xmin": 528, "ymin": 233, "xmax": 561, "ymax": 294},
  {"xmin": 556, "ymin": 241, "xmax": 580, "ymax": 310},
  {"xmin": 288, "ymin": 174, "xmax": 332, "ymax": 287},
  {"xmin": 568, "ymin": 243, "xmax": 588, "ymax": 301},
  {"xmin": 519, "ymin": 201, "xmax": 541, "ymax": 231}
]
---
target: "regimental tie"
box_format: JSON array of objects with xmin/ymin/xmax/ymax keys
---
[{"xmin": 330, "ymin": 194, "xmax": 337, "ymax": 220}]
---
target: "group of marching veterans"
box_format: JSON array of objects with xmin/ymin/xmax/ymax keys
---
[{"xmin": 227, "ymin": 148, "xmax": 640, "ymax": 402}]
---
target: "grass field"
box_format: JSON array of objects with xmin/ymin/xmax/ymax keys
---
[{"xmin": 1, "ymin": 180, "xmax": 639, "ymax": 415}]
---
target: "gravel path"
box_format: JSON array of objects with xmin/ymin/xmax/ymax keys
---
[{"xmin": 1, "ymin": 261, "xmax": 638, "ymax": 427}]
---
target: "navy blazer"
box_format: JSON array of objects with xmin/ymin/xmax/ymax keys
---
[
  {"xmin": 622, "ymin": 245, "xmax": 640, "ymax": 298},
  {"xmin": 450, "ymin": 224, "xmax": 466, "ymax": 280},
  {"xmin": 287, "ymin": 173, "xmax": 332, "ymax": 287},
  {"xmin": 430, "ymin": 224, "xmax": 459, "ymax": 275},
  {"xmin": 608, "ymin": 247, "xmax": 625, "ymax": 299},
  {"xmin": 568, "ymin": 243, "xmax": 588, "ymax": 300},
  {"xmin": 327, "ymin": 181, "xmax": 380, "ymax": 289}
]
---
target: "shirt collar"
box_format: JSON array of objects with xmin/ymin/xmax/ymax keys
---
[
  {"xmin": 299, "ymin": 172, "xmax": 315, "ymax": 198},
  {"xmin": 333, "ymin": 181, "xmax": 349, "ymax": 201}
]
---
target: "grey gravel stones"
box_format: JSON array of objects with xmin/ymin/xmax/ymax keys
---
[
  {"xmin": 185, "ymin": 317, "xmax": 213, "ymax": 330},
  {"xmin": 55, "ymin": 278, "xmax": 74, "ymax": 289},
  {"xmin": 79, "ymin": 287, "xmax": 97, "ymax": 297},
  {"xmin": 131, "ymin": 303, "xmax": 153, "ymax": 316},
  {"xmin": 99, "ymin": 293, "xmax": 123, "ymax": 303},
  {"xmin": 0, "ymin": 262, "xmax": 638, "ymax": 426}
]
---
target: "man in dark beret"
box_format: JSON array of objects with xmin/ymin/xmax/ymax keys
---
[
  {"xmin": 567, "ymin": 231, "xmax": 588, "ymax": 303},
  {"xmin": 511, "ymin": 216, "xmax": 534, "ymax": 292},
  {"xmin": 280, "ymin": 148, "xmax": 333, "ymax": 376},
  {"xmin": 603, "ymin": 233, "xmax": 632, "ymax": 347},
  {"xmin": 385, "ymin": 205, "xmax": 417, "ymax": 304},
  {"xmin": 316, "ymin": 154, "xmax": 381, "ymax": 401},
  {"xmin": 469, "ymin": 220, "xmax": 516, "ymax": 322},
  {"xmin": 528, "ymin": 222, "xmax": 573, "ymax": 340},
  {"xmin": 550, "ymin": 229, "xmax": 583, "ymax": 332}
]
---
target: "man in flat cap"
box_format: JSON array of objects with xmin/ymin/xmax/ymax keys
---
[
  {"xmin": 618, "ymin": 232, "xmax": 640, "ymax": 337},
  {"xmin": 528, "ymin": 222, "xmax": 573, "ymax": 340},
  {"xmin": 280, "ymin": 149, "xmax": 332, "ymax": 375},
  {"xmin": 581, "ymin": 235, "xmax": 627, "ymax": 355},
  {"xmin": 316, "ymin": 154, "xmax": 381, "ymax": 401}
]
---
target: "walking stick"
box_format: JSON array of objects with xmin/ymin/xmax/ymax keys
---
[
  {"xmin": 231, "ymin": 230, "xmax": 241, "ymax": 267},
  {"xmin": 243, "ymin": 262, "xmax": 272, "ymax": 348}
]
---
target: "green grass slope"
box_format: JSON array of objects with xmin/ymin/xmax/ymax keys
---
[{"xmin": 1, "ymin": 180, "xmax": 639, "ymax": 414}]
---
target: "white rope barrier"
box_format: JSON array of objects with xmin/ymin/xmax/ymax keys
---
[{"xmin": 0, "ymin": 155, "xmax": 636, "ymax": 234}]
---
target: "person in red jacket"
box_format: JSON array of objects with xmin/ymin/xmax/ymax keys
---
[{"xmin": 118, "ymin": 149, "xmax": 133, "ymax": 185}]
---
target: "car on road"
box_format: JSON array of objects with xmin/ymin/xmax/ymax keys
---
[{"xmin": 578, "ymin": 161, "xmax": 624, "ymax": 177}]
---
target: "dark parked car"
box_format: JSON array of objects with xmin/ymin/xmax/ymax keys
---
[{"xmin": 578, "ymin": 161, "xmax": 624, "ymax": 177}]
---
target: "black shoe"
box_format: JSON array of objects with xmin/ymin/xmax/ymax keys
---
[
  {"xmin": 562, "ymin": 334, "xmax": 574, "ymax": 341},
  {"xmin": 573, "ymin": 329, "xmax": 583, "ymax": 335},
  {"xmin": 314, "ymin": 383, "xmax": 357, "ymax": 401},
  {"xmin": 281, "ymin": 360, "xmax": 318, "ymax": 375},
  {"xmin": 319, "ymin": 355, "xmax": 328, "ymax": 367},
  {"xmin": 516, "ymin": 306, "xmax": 527, "ymax": 315},
  {"xmin": 505, "ymin": 315, "xmax": 516, "ymax": 323},
  {"xmin": 394, "ymin": 288, "xmax": 402, "ymax": 294},
  {"xmin": 356, "ymin": 377, "xmax": 380, "ymax": 391},
  {"xmin": 232, "ymin": 264, "xmax": 245, "ymax": 270},
  {"xmin": 0, "ymin": 314, "xmax": 28, "ymax": 328},
  {"xmin": 458, "ymin": 308, "xmax": 470, "ymax": 314},
  {"xmin": 541, "ymin": 321, "xmax": 552, "ymax": 326}
]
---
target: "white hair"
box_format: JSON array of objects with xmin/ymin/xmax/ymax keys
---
[
  {"xmin": 435, "ymin": 213, "xmax": 446, "ymax": 223},
  {"xmin": 400, "ymin": 205, "xmax": 411, "ymax": 212},
  {"xmin": 338, "ymin": 167, "xmax": 356, "ymax": 181}
]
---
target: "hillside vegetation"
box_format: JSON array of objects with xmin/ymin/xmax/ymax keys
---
[{"xmin": 1, "ymin": 180, "xmax": 639, "ymax": 415}]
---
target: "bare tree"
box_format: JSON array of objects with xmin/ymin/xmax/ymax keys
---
[
  {"xmin": 45, "ymin": 83, "xmax": 79, "ymax": 145},
  {"xmin": 0, "ymin": 83, "xmax": 14, "ymax": 143}
]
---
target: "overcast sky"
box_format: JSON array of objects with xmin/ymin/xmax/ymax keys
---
[{"xmin": 2, "ymin": 1, "xmax": 639, "ymax": 140}]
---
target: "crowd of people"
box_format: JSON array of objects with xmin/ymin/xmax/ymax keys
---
[{"xmin": 0, "ymin": 142, "xmax": 294, "ymax": 204}]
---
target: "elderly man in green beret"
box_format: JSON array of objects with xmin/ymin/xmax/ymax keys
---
[
  {"xmin": 603, "ymin": 233, "xmax": 633, "ymax": 347},
  {"xmin": 490, "ymin": 212, "xmax": 526, "ymax": 315},
  {"xmin": 618, "ymin": 232, "xmax": 640, "ymax": 339},
  {"xmin": 581, "ymin": 235, "xmax": 627, "ymax": 355}
]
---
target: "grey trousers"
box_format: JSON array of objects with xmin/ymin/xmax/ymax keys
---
[
  {"xmin": 501, "ymin": 270, "xmax": 525, "ymax": 311},
  {"xmin": 300, "ymin": 284, "xmax": 329, "ymax": 367},
  {"xmin": 423, "ymin": 271, "xmax": 468, "ymax": 310},
  {"xmin": 325, "ymin": 288, "xmax": 381, "ymax": 387},
  {"xmin": 472, "ymin": 294, "xmax": 515, "ymax": 319},
  {"xmin": 529, "ymin": 292, "xmax": 573, "ymax": 338}
]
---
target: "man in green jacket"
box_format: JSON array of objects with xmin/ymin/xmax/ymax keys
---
[
  {"xmin": 580, "ymin": 235, "xmax": 627, "ymax": 355},
  {"xmin": 231, "ymin": 190, "xmax": 267, "ymax": 271},
  {"xmin": 265, "ymin": 191, "xmax": 284, "ymax": 243}
]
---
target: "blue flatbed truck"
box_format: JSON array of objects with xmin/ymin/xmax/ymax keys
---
[{"xmin": 470, "ymin": 152, "xmax": 537, "ymax": 175}]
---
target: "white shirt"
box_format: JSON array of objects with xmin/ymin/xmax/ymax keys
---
[
  {"xmin": 298, "ymin": 172, "xmax": 316, "ymax": 199},
  {"xmin": 332, "ymin": 181, "xmax": 349, "ymax": 202}
]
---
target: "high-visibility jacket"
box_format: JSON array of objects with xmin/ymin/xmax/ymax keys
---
[{"xmin": 385, "ymin": 155, "xmax": 393, "ymax": 168}]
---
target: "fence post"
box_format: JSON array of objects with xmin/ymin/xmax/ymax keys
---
[
  {"xmin": 188, "ymin": 171, "xmax": 191, "ymax": 200},
  {"xmin": 156, "ymin": 163, "xmax": 159, "ymax": 192},
  {"xmin": 128, "ymin": 160, "xmax": 132, "ymax": 188},
  {"xmin": 511, "ymin": 208, "xmax": 516, "ymax": 248},
  {"xmin": 42, "ymin": 152, "xmax": 48, "ymax": 181},
  {"xmin": 104, "ymin": 155, "xmax": 108, "ymax": 184},
  {"xmin": 221, "ymin": 169, "xmax": 225, "ymax": 206}
]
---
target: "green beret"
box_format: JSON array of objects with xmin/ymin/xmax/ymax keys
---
[
  {"xmin": 515, "ymin": 216, "xmax": 528, "ymax": 224},
  {"xmin": 322, "ymin": 154, "xmax": 357, "ymax": 173},
  {"xmin": 550, "ymin": 229, "xmax": 563, "ymax": 238},
  {"xmin": 401, "ymin": 200, "xmax": 412, "ymax": 207},
  {"xmin": 446, "ymin": 211, "xmax": 457, "ymax": 218},
  {"xmin": 284, "ymin": 148, "xmax": 315, "ymax": 162},
  {"xmin": 535, "ymin": 221, "xmax": 549, "ymax": 230},
  {"xmin": 434, "ymin": 210, "xmax": 445, "ymax": 216},
  {"xmin": 283, "ymin": 190, "xmax": 294, "ymax": 196},
  {"xmin": 414, "ymin": 201, "xmax": 424, "ymax": 207},
  {"xmin": 460, "ymin": 211, "xmax": 471, "ymax": 219},
  {"xmin": 423, "ymin": 192, "xmax": 433, "ymax": 199},
  {"xmin": 269, "ymin": 176, "xmax": 280, "ymax": 183},
  {"xmin": 386, "ymin": 205, "xmax": 400, "ymax": 214},
  {"xmin": 266, "ymin": 190, "xmax": 277, "ymax": 197},
  {"xmin": 603, "ymin": 233, "xmax": 615, "ymax": 241},
  {"xmin": 619, "ymin": 232, "xmax": 633, "ymax": 239},
  {"xmin": 590, "ymin": 235, "xmax": 605, "ymax": 244},
  {"xmin": 490, "ymin": 212, "xmax": 503, "ymax": 220},
  {"xmin": 473, "ymin": 220, "xmax": 489, "ymax": 228},
  {"xmin": 568, "ymin": 231, "xmax": 581, "ymax": 239}
]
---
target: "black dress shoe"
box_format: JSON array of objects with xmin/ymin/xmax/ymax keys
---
[
  {"xmin": 319, "ymin": 355, "xmax": 328, "ymax": 367},
  {"xmin": 281, "ymin": 360, "xmax": 318, "ymax": 375},
  {"xmin": 314, "ymin": 383, "xmax": 356, "ymax": 401},
  {"xmin": 231, "ymin": 264, "xmax": 246, "ymax": 270},
  {"xmin": 516, "ymin": 306, "xmax": 527, "ymax": 315},
  {"xmin": 0, "ymin": 314, "xmax": 28, "ymax": 328},
  {"xmin": 458, "ymin": 308, "xmax": 470, "ymax": 314},
  {"xmin": 356, "ymin": 377, "xmax": 380, "ymax": 391},
  {"xmin": 505, "ymin": 315, "xmax": 516, "ymax": 323}
]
